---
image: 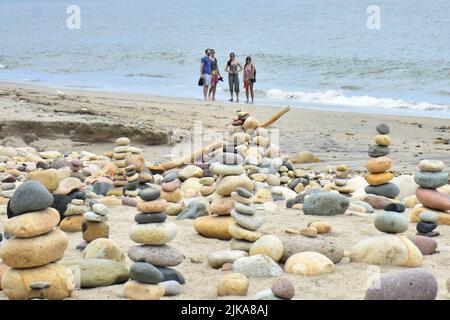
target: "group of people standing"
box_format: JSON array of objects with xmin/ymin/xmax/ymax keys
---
[{"xmin": 200, "ymin": 49, "xmax": 256, "ymax": 103}]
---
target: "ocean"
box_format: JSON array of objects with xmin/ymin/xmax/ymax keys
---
[{"xmin": 1, "ymin": 0, "xmax": 450, "ymax": 118}]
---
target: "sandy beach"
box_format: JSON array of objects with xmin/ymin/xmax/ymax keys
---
[{"xmin": 0, "ymin": 82, "xmax": 449, "ymax": 300}]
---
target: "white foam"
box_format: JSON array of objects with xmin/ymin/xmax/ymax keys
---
[
  {"xmin": 266, "ymin": 89, "xmax": 450, "ymax": 111},
  {"xmin": 0, "ymin": 64, "xmax": 7, "ymax": 69}
]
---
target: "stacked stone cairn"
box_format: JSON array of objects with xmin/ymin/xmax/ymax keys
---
[
  {"xmin": 70, "ymin": 159, "xmax": 85, "ymax": 182},
  {"xmin": 1, "ymin": 181, "xmax": 74, "ymax": 300},
  {"xmin": 160, "ymin": 172, "xmax": 183, "ymax": 215},
  {"xmin": 124, "ymin": 164, "xmax": 139, "ymax": 197},
  {"xmin": 82, "ymin": 202, "xmax": 110, "ymax": 243},
  {"xmin": 412, "ymin": 159, "xmax": 449, "ymax": 236},
  {"xmin": 330, "ymin": 164, "xmax": 355, "ymax": 195},
  {"xmin": 59, "ymin": 198, "xmax": 89, "ymax": 232},
  {"xmin": 364, "ymin": 123, "xmax": 400, "ymax": 199},
  {"xmin": 229, "ymin": 187, "xmax": 261, "ymax": 252},
  {"xmin": 109, "ymin": 137, "xmax": 145, "ymax": 196},
  {"xmin": 124, "ymin": 188, "xmax": 184, "ymax": 300}
]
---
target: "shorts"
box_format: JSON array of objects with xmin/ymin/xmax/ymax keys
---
[
  {"xmin": 202, "ymin": 74, "xmax": 211, "ymax": 86},
  {"xmin": 211, "ymin": 74, "xmax": 219, "ymax": 86}
]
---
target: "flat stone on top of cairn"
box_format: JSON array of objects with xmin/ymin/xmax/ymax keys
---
[
  {"xmin": 364, "ymin": 123, "xmax": 399, "ymax": 199},
  {"xmin": 330, "ymin": 164, "xmax": 355, "ymax": 195},
  {"xmin": 1, "ymin": 181, "xmax": 74, "ymax": 300},
  {"xmin": 124, "ymin": 188, "xmax": 185, "ymax": 300}
]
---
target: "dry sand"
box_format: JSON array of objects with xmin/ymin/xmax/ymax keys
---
[{"xmin": 0, "ymin": 82, "xmax": 449, "ymax": 300}]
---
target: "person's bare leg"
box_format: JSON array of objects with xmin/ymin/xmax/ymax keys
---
[
  {"xmin": 250, "ymin": 83, "xmax": 254, "ymax": 103},
  {"xmin": 236, "ymin": 91, "xmax": 239, "ymax": 103},
  {"xmin": 245, "ymin": 85, "xmax": 250, "ymax": 103},
  {"xmin": 212, "ymin": 85, "xmax": 216, "ymax": 101}
]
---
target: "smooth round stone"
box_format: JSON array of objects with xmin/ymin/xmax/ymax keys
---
[
  {"xmin": 1, "ymin": 182, "xmax": 16, "ymax": 190},
  {"xmin": 419, "ymin": 211, "xmax": 439, "ymax": 223},
  {"xmin": 416, "ymin": 221, "xmax": 437, "ymax": 234},
  {"xmin": 216, "ymin": 174, "xmax": 254, "ymax": 196},
  {"xmin": 130, "ymin": 262, "xmax": 164, "ymax": 284},
  {"xmin": 208, "ymin": 250, "xmax": 248, "ymax": 268},
  {"xmin": 303, "ymin": 192, "xmax": 349, "ymax": 216},
  {"xmin": 82, "ymin": 221, "xmax": 109, "ymax": 242},
  {"xmin": 362, "ymin": 194, "xmax": 393, "ymax": 209},
  {"xmin": 271, "ymin": 277, "xmax": 295, "ymax": 300},
  {"xmin": 1, "ymin": 263, "xmax": 75, "ymax": 300},
  {"xmin": 217, "ymin": 273, "xmax": 249, "ymax": 296},
  {"xmin": 137, "ymin": 199, "xmax": 167, "ymax": 213},
  {"xmin": 84, "ymin": 211, "xmax": 107, "ymax": 222},
  {"xmin": 249, "ymin": 235, "xmax": 284, "ymax": 262},
  {"xmin": 129, "ymin": 222, "xmax": 177, "ymax": 245},
  {"xmin": 161, "ymin": 280, "xmax": 182, "ymax": 296},
  {"xmin": 334, "ymin": 178, "xmax": 347, "ymax": 187},
  {"xmin": 407, "ymin": 235, "xmax": 437, "ymax": 255},
  {"xmin": 368, "ymin": 145, "xmax": 390, "ymax": 158},
  {"xmin": 8, "ymin": 181, "xmax": 54, "ymax": 217},
  {"xmin": 2, "ymin": 229, "xmax": 68, "ymax": 268},
  {"xmin": 92, "ymin": 182, "xmax": 114, "ymax": 196},
  {"xmin": 128, "ymin": 245, "xmax": 184, "ymax": 267},
  {"xmin": 64, "ymin": 258, "xmax": 129, "ymax": 288},
  {"xmin": 234, "ymin": 202, "xmax": 256, "ymax": 215},
  {"xmin": 414, "ymin": 172, "xmax": 448, "ymax": 189},
  {"xmin": 194, "ymin": 216, "xmax": 234, "ymax": 240},
  {"xmin": 135, "ymin": 212, "xmax": 167, "ymax": 224},
  {"xmin": 284, "ymin": 252, "xmax": 335, "ymax": 276},
  {"xmin": 374, "ymin": 212, "xmax": 409, "ymax": 233},
  {"xmin": 50, "ymin": 194, "xmax": 72, "ymax": 218},
  {"xmin": 231, "ymin": 192, "xmax": 252, "ymax": 205},
  {"xmin": 365, "ymin": 268, "xmax": 437, "ymax": 300},
  {"xmin": 92, "ymin": 203, "xmax": 109, "ymax": 216},
  {"xmin": 376, "ymin": 123, "xmax": 390, "ymax": 134},
  {"xmin": 116, "ymin": 137, "xmax": 130, "ymax": 146},
  {"xmin": 231, "ymin": 210, "xmax": 262, "ymax": 231},
  {"xmin": 416, "ymin": 188, "xmax": 450, "ymax": 211},
  {"xmin": 177, "ymin": 201, "xmax": 207, "ymax": 220},
  {"xmin": 157, "ymin": 267, "xmax": 185, "ymax": 284},
  {"xmin": 374, "ymin": 134, "xmax": 391, "ymax": 146},
  {"xmin": 384, "ymin": 203, "xmax": 406, "ymax": 213},
  {"xmin": 253, "ymin": 288, "xmax": 283, "ymax": 300},
  {"xmin": 210, "ymin": 196, "xmax": 234, "ymax": 215},
  {"xmin": 282, "ymin": 238, "xmax": 344, "ymax": 264},
  {"xmin": 54, "ymin": 177, "xmax": 83, "ymax": 195},
  {"xmin": 365, "ymin": 172, "xmax": 394, "ymax": 185},
  {"xmin": 232, "ymin": 254, "xmax": 283, "ymax": 277},
  {"xmin": 4, "ymin": 207, "xmax": 60, "ymax": 238},
  {"xmin": 83, "ymin": 238, "xmax": 125, "ymax": 262},
  {"xmin": 199, "ymin": 177, "xmax": 215, "ymax": 186},
  {"xmin": 418, "ymin": 160, "xmax": 445, "ymax": 173},
  {"xmin": 139, "ymin": 189, "xmax": 161, "ymax": 201},
  {"xmin": 365, "ymin": 183, "xmax": 400, "ymax": 199},
  {"xmin": 162, "ymin": 179, "xmax": 180, "ymax": 192},
  {"xmin": 236, "ymin": 187, "xmax": 252, "ymax": 198},
  {"xmin": 211, "ymin": 163, "xmax": 244, "ymax": 176},
  {"xmin": 365, "ymin": 156, "xmax": 392, "ymax": 173},
  {"xmin": 228, "ymin": 223, "xmax": 261, "ymax": 242},
  {"xmin": 163, "ymin": 172, "xmax": 177, "ymax": 183}
]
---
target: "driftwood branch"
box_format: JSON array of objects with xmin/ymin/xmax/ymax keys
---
[{"xmin": 149, "ymin": 106, "xmax": 290, "ymax": 172}]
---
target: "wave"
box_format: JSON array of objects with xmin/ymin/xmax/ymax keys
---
[
  {"xmin": 0, "ymin": 64, "xmax": 7, "ymax": 69},
  {"xmin": 265, "ymin": 89, "xmax": 450, "ymax": 111},
  {"xmin": 125, "ymin": 73, "xmax": 170, "ymax": 78}
]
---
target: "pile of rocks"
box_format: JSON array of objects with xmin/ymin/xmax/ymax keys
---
[
  {"xmin": 60, "ymin": 199, "xmax": 89, "ymax": 232},
  {"xmin": 70, "ymin": 159, "xmax": 85, "ymax": 181},
  {"xmin": 229, "ymin": 187, "xmax": 261, "ymax": 252},
  {"xmin": 82, "ymin": 202, "xmax": 110, "ymax": 243},
  {"xmin": 194, "ymin": 150, "xmax": 253, "ymax": 240},
  {"xmin": 410, "ymin": 159, "xmax": 450, "ymax": 233},
  {"xmin": 160, "ymin": 172, "xmax": 183, "ymax": 215},
  {"xmin": 123, "ymin": 188, "xmax": 185, "ymax": 300},
  {"xmin": 1, "ymin": 181, "xmax": 74, "ymax": 300},
  {"xmin": 330, "ymin": 164, "xmax": 355, "ymax": 195},
  {"xmin": 111, "ymin": 137, "xmax": 131, "ymax": 193},
  {"xmin": 364, "ymin": 124, "xmax": 399, "ymax": 199}
]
